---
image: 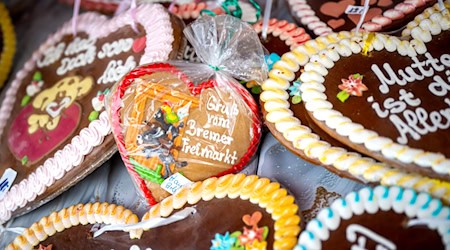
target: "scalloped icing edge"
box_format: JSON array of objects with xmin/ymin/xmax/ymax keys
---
[
  {"xmin": 286, "ymin": 0, "xmax": 435, "ymax": 37},
  {"xmin": 401, "ymin": 1, "xmax": 450, "ymax": 40},
  {"xmin": 299, "ymin": 28, "xmax": 449, "ymax": 177},
  {"xmin": 260, "ymin": 30, "xmax": 450, "ymax": 203},
  {"xmin": 6, "ymin": 202, "xmax": 141, "ymax": 250},
  {"xmin": 295, "ymin": 185, "xmax": 450, "ymax": 250},
  {"xmin": 0, "ymin": 3, "xmax": 175, "ymax": 225},
  {"xmin": 252, "ymin": 18, "xmax": 311, "ymax": 50},
  {"xmin": 141, "ymin": 174, "xmax": 301, "ymax": 250},
  {"xmin": 0, "ymin": 2, "xmax": 16, "ymax": 89}
]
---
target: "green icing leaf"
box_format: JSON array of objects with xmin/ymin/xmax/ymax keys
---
[
  {"xmin": 262, "ymin": 226, "xmax": 269, "ymax": 240},
  {"xmin": 251, "ymin": 86, "xmax": 262, "ymax": 94},
  {"xmin": 21, "ymin": 95, "xmax": 31, "ymax": 107},
  {"xmin": 230, "ymin": 231, "xmax": 242, "ymax": 238},
  {"xmin": 337, "ymin": 90, "xmax": 350, "ymax": 103},
  {"xmin": 292, "ymin": 95, "xmax": 302, "ymax": 104},
  {"xmin": 88, "ymin": 111, "xmax": 99, "ymax": 121},
  {"xmin": 353, "ymin": 73, "xmax": 363, "ymax": 80},
  {"xmin": 21, "ymin": 156, "xmax": 28, "ymax": 165},
  {"xmin": 33, "ymin": 71, "xmax": 42, "ymax": 81}
]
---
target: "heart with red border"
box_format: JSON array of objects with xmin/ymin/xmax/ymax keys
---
[
  {"xmin": 110, "ymin": 63, "xmax": 262, "ymax": 204},
  {"xmin": 0, "ymin": 3, "xmax": 184, "ymax": 224},
  {"xmin": 299, "ymin": 21, "xmax": 450, "ymax": 181},
  {"xmin": 287, "ymin": 0, "xmax": 436, "ymax": 36}
]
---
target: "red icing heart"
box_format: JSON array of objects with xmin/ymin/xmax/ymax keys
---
[
  {"xmin": 320, "ymin": 0, "xmax": 355, "ymax": 18},
  {"xmin": 8, "ymin": 103, "xmax": 81, "ymax": 164},
  {"xmin": 132, "ymin": 36, "xmax": 146, "ymax": 53},
  {"xmin": 377, "ymin": 0, "xmax": 393, "ymax": 7},
  {"xmin": 348, "ymin": 8, "xmax": 383, "ymax": 25},
  {"xmin": 327, "ymin": 19, "xmax": 346, "ymax": 29}
]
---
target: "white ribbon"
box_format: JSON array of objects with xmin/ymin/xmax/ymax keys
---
[
  {"xmin": 438, "ymin": 0, "xmax": 446, "ymax": 12},
  {"xmin": 93, "ymin": 207, "xmax": 196, "ymax": 238},
  {"xmin": 261, "ymin": 0, "xmax": 273, "ymax": 40},
  {"xmin": 407, "ymin": 218, "xmax": 450, "ymax": 228},
  {"xmin": 355, "ymin": 0, "xmax": 370, "ymax": 35},
  {"xmin": 0, "ymin": 221, "xmax": 26, "ymax": 239}
]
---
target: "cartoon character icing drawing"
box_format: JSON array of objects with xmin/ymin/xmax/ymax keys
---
[{"xmin": 136, "ymin": 102, "xmax": 188, "ymax": 178}]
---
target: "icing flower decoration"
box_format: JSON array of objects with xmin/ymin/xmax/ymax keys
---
[
  {"xmin": 22, "ymin": 71, "xmax": 44, "ymax": 106},
  {"xmin": 264, "ymin": 53, "xmax": 281, "ymax": 71},
  {"xmin": 89, "ymin": 89, "xmax": 110, "ymax": 121},
  {"xmin": 211, "ymin": 232, "xmax": 237, "ymax": 250},
  {"xmin": 239, "ymin": 226, "xmax": 265, "ymax": 245},
  {"xmin": 288, "ymin": 80, "xmax": 302, "ymax": 104},
  {"xmin": 337, "ymin": 74, "xmax": 368, "ymax": 102}
]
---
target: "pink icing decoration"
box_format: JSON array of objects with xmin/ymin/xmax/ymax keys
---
[
  {"xmin": 371, "ymin": 15, "xmax": 393, "ymax": 25},
  {"xmin": 383, "ymin": 9, "xmax": 406, "ymax": 20},
  {"xmin": 0, "ymin": 4, "xmax": 174, "ymax": 224},
  {"xmin": 395, "ymin": 3, "xmax": 416, "ymax": 14},
  {"xmin": 253, "ymin": 18, "xmax": 311, "ymax": 50},
  {"xmin": 8, "ymin": 104, "xmax": 81, "ymax": 164}
]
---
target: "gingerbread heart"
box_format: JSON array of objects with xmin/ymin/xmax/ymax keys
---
[
  {"xmin": 6, "ymin": 175, "xmax": 301, "ymax": 250},
  {"xmin": 0, "ymin": 4, "xmax": 183, "ymax": 224},
  {"xmin": 287, "ymin": 0, "xmax": 436, "ymax": 36},
  {"xmin": 110, "ymin": 64, "xmax": 262, "ymax": 204},
  {"xmin": 297, "ymin": 186, "xmax": 449, "ymax": 249},
  {"xmin": 300, "ymin": 20, "xmax": 450, "ymax": 181}
]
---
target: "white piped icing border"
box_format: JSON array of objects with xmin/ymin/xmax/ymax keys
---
[
  {"xmin": 286, "ymin": 0, "xmax": 435, "ymax": 36},
  {"xmin": 252, "ymin": 18, "xmax": 311, "ymax": 50},
  {"xmin": 6, "ymin": 202, "xmax": 141, "ymax": 250},
  {"xmin": 401, "ymin": 1, "xmax": 450, "ymax": 40},
  {"xmin": 0, "ymin": 4, "xmax": 175, "ymax": 224},
  {"xmin": 295, "ymin": 185, "xmax": 450, "ymax": 250},
  {"xmin": 260, "ymin": 31, "xmax": 450, "ymax": 203},
  {"xmin": 299, "ymin": 27, "xmax": 449, "ymax": 176}
]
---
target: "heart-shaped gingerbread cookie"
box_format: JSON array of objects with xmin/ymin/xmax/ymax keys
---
[
  {"xmin": 300, "ymin": 16, "xmax": 450, "ymax": 181},
  {"xmin": 287, "ymin": 0, "xmax": 436, "ymax": 36},
  {"xmin": 0, "ymin": 4, "xmax": 184, "ymax": 224},
  {"xmin": 7, "ymin": 175, "xmax": 301, "ymax": 250},
  {"xmin": 110, "ymin": 64, "xmax": 261, "ymax": 204},
  {"xmin": 260, "ymin": 28, "xmax": 450, "ymax": 203}
]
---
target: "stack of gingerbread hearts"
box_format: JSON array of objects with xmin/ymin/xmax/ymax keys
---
[
  {"xmin": 0, "ymin": 3, "xmax": 185, "ymax": 224},
  {"xmin": 260, "ymin": 3, "xmax": 450, "ymax": 204},
  {"xmin": 108, "ymin": 15, "xmax": 266, "ymax": 205}
]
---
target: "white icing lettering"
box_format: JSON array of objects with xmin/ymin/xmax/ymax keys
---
[
  {"xmin": 184, "ymin": 119, "xmax": 233, "ymax": 145},
  {"xmin": 372, "ymin": 53, "xmax": 448, "ymax": 93},
  {"xmin": 36, "ymin": 42, "xmax": 66, "ymax": 68},
  {"xmin": 64, "ymin": 37, "xmax": 96, "ymax": 56},
  {"xmin": 97, "ymin": 56, "xmax": 137, "ymax": 84},
  {"xmin": 206, "ymin": 113, "xmax": 230, "ymax": 129},
  {"xmin": 346, "ymin": 224, "xmax": 396, "ymax": 250},
  {"xmin": 428, "ymin": 74, "xmax": 450, "ymax": 97},
  {"xmin": 97, "ymin": 38, "xmax": 133, "ymax": 59},
  {"xmin": 206, "ymin": 95, "xmax": 239, "ymax": 116},
  {"xmin": 180, "ymin": 138, "xmax": 238, "ymax": 164}
]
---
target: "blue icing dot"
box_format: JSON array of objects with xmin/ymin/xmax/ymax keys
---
[
  {"xmin": 396, "ymin": 188, "xmax": 404, "ymax": 201},
  {"xmin": 410, "ymin": 191, "xmax": 418, "ymax": 205},
  {"xmin": 341, "ymin": 199, "xmax": 347, "ymax": 207},
  {"xmin": 432, "ymin": 202, "xmax": 443, "ymax": 217},
  {"xmin": 368, "ymin": 189, "xmax": 374, "ymax": 201},
  {"xmin": 327, "ymin": 208, "xmax": 334, "ymax": 218},
  {"xmin": 382, "ymin": 186, "xmax": 389, "ymax": 198},
  {"xmin": 355, "ymin": 193, "xmax": 360, "ymax": 202},
  {"xmin": 421, "ymin": 195, "xmax": 432, "ymax": 210},
  {"xmin": 316, "ymin": 219, "xmax": 323, "ymax": 228},
  {"xmin": 308, "ymin": 231, "xmax": 315, "ymax": 239}
]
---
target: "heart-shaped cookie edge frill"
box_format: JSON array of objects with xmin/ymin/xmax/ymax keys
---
[
  {"xmin": 110, "ymin": 63, "xmax": 262, "ymax": 205},
  {"xmin": 260, "ymin": 31, "xmax": 450, "ymax": 204},
  {"xmin": 0, "ymin": 3, "xmax": 176, "ymax": 224}
]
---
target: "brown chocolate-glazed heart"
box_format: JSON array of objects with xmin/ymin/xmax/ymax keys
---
[
  {"xmin": 301, "ymin": 29, "xmax": 450, "ymax": 181},
  {"xmin": 0, "ymin": 4, "xmax": 184, "ymax": 224}
]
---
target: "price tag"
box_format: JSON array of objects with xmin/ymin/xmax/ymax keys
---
[
  {"xmin": 345, "ymin": 5, "xmax": 365, "ymax": 15},
  {"xmin": 0, "ymin": 168, "xmax": 17, "ymax": 200},
  {"xmin": 161, "ymin": 173, "xmax": 194, "ymax": 195}
]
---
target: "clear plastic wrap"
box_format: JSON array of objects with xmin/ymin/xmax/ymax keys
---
[{"xmin": 108, "ymin": 15, "xmax": 267, "ymax": 204}]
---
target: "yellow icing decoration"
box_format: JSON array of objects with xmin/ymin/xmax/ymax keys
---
[
  {"xmin": 0, "ymin": 2, "xmax": 16, "ymax": 90},
  {"xmin": 27, "ymin": 76, "xmax": 93, "ymax": 134}
]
